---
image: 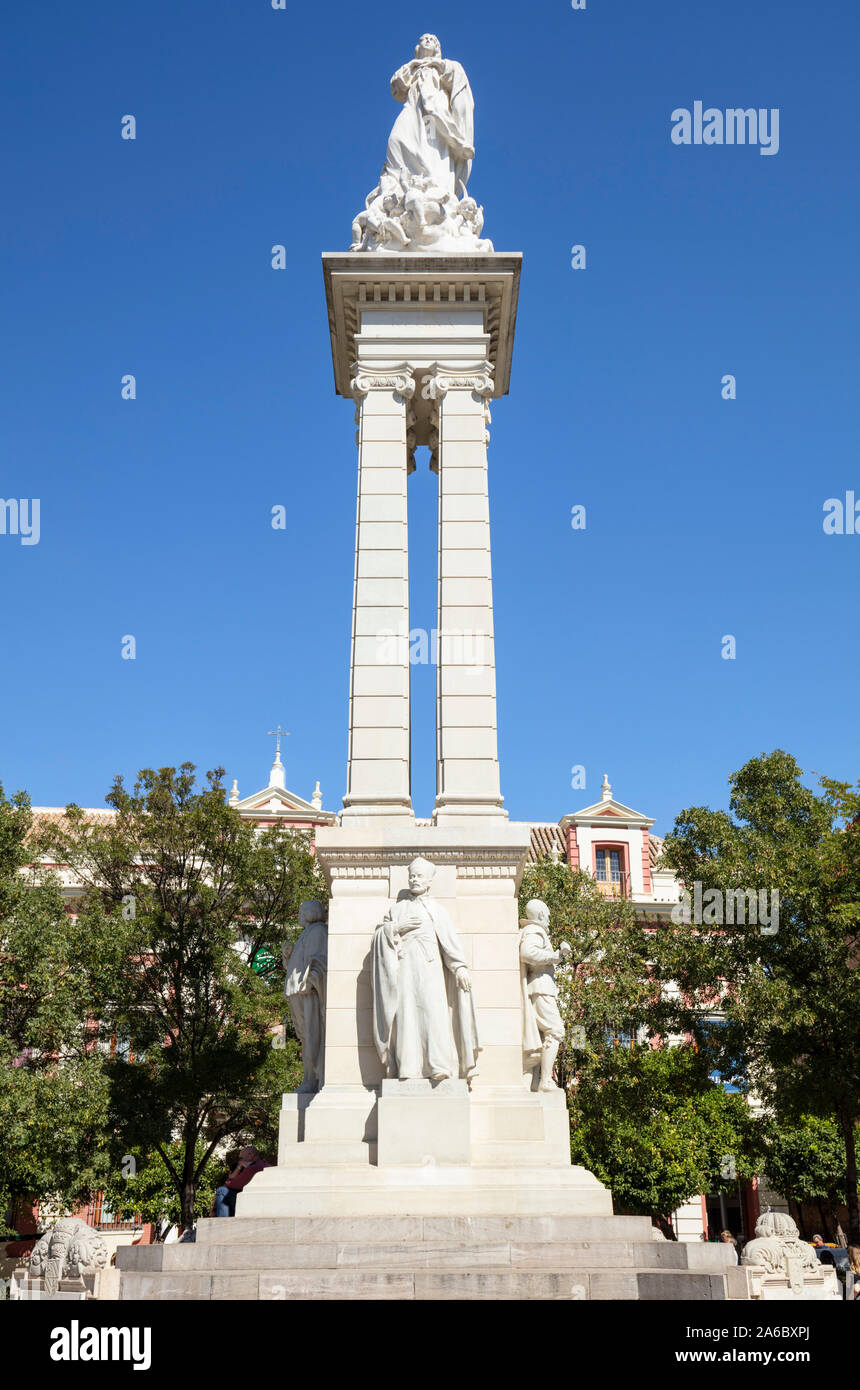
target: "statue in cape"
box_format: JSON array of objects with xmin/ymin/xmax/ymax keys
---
[
  {"xmin": 350, "ymin": 34, "xmax": 493, "ymax": 254},
  {"xmin": 371, "ymin": 856, "xmax": 480, "ymax": 1082},
  {"xmin": 384, "ymin": 32, "xmax": 475, "ymax": 203},
  {"xmin": 283, "ymin": 899, "xmax": 328, "ymax": 1093}
]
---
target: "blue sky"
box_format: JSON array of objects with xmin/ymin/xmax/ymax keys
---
[{"xmin": 2, "ymin": 0, "xmax": 858, "ymax": 833}]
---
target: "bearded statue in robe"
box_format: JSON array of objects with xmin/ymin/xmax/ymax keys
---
[
  {"xmin": 372, "ymin": 857, "xmax": 480, "ymax": 1082},
  {"xmin": 350, "ymin": 35, "xmax": 493, "ymax": 254}
]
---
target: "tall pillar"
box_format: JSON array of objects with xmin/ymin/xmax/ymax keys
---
[
  {"xmin": 342, "ymin": 367, "xmax": 415, "ymax": 820},
  {"xmin": 429, "ymin": 366, "xmax": 506, "ymax": 822}
]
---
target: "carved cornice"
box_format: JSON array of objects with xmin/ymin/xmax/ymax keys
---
[
  {"xmin": 317, "ymin": 848, "xmax": 525, "ymax": 877},
  {"xmin": 322, "ymin": 255, "xmax": 522, "ymax": 401},
  {"xmin": 329, "ymin": 865, "xmax": 389, "ymax": 880},
  {"xmin": 456, "ymin": 864, "xmax": 521, "ymax": 879}
]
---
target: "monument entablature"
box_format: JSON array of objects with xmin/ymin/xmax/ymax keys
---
[{"xmin": 322, "ymin": 253, "xmax": 521, "ymax": 403}]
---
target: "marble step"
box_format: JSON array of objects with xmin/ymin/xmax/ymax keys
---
[
  {"xmin": 117, "ymin": 1266, "xmax": 729, "ymax": 1301},
  {"xmin": 117, "ymin": 1238, "xmax": 734, "ymax": 1275},
  {"xmin": 193, "ymin": 1213, "xmax": 657, "ymax": 1245},
  {"xmin": 235, "ymin": 1164, "xmax": 615, "ymax": 1218}
]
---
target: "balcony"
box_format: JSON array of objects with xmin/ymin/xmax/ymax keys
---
[{"xmin": 594, "ymin": 870, "xmax": 630, "ymax": 899}]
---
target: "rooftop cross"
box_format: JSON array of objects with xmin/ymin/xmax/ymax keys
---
[
  {"xmin": 267, "ymin": 726, "xmax": 290, "ymax": 761},
  {"xmin": 267, "ymin": 726, "xmax": 290, "ymax": 790}
]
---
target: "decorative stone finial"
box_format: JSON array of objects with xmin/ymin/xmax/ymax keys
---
[
  {"xmin": 600, "ymin": 774, "xmax": 612, "ymax": 802},
  {"xmin": 228, "ymin": 779, "xmax": 239, "ymax": 806},
  {"xmin": 311, "ymin": 781, "xmax": 323, "ymax": 811}
]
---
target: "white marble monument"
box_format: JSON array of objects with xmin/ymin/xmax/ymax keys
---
[
  {"xmin": 116, "ymin": 38, "xmax": 756, "ymax": 1297},
  {"xmin": 240, "ymin": 34, "xmax": 610, "ymax": 1222}
]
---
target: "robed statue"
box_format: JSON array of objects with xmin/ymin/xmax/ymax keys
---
[
  {"xmin": 372, "ymin": 856, "xmax": 481, "ymax": 1082},
  {"xmin": 350, "ymin": 35, "xmax": 493, "ymax": 254},
  {"xmin": 283, "ymin": 899, "xmax": 328, "ymax": 1093}
]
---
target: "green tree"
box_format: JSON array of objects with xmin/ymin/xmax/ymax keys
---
[
  {"xmin": 99, "ymin": 1143, "xmax": 226, "ymax": 1242},
  {"xmin": 761, "ymin": 1113, "xmax": 854, "ymax": 1240},
  {"xmin": 39, "ymin": 763, "xmax": 324, "ymax": 1233},
  {"xmin": 662, "ymin": 750, "xmax": 860, "ymax": 1243},
  {"xmin": 518, "ymin": 859, "xmax": 667, "ymax": 1088},
  {"xmin": 569, "ymin": 1045, "xmax": 762, "ymax": 1238},
  {"xmin": 0, "ymin": 784, "xmax": 114, "ymax": 1235}
]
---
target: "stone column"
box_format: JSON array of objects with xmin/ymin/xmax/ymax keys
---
[
  {"xmin": 342, "ymin": 368, "xmax": 415, "ymax": 821},
  {"xmin": 428, "ymin": 366, "xmax": 506, "ymax": 822}
]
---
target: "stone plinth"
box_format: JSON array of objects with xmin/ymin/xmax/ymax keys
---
[
  {"xmin": 726, "ymin": 1263, "xmax": 841, "ymax": 1301},
  {"xmin": 378, "ymin": 1079, "xmax": 470, "ymax": 1166}
]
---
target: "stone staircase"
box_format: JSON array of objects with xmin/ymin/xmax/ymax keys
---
[{"xmin": 116, "ymin": 1213, "xmax": 737, "ymax": 1300}]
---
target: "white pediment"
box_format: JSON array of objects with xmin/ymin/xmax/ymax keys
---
[
  {"xmin": 564, "ymin": 798, "xmax": 655, "ymax": 828},
  {"xmin": 235, "ymin": 784, "xmax": 324, "ymax": 816}
]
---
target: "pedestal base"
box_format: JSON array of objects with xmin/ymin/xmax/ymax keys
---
[{"xmin": 378, "ymin": 1079, "xmax": 470, "ymax": 1166}]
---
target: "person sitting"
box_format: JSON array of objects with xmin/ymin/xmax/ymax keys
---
[
  {"xmin": 719, "ymin": 1229, "xmax": 740, "ymax": 1264},
  {"xmin": 811, "ymin": 1234, "xmax": 836, "ymax": 1266},
  {"xmin": 213, "ymin": 1146, "xmax": 271, "ymax": 1218}
]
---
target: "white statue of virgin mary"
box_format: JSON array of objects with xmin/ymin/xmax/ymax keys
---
[
  {"xmin": 350, "ymin": 35, "xmax": 493, "ymax": 254},
  {"xmin": 384, "ymin": 33, "xmax": 475, "ymax": 202}
]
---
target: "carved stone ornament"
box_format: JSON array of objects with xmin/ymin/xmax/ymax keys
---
[
  {"xmin": 422, "ymin": 369, "xmax": 495, "ymax": 401},
  {"xmin": 350, "ymin": 369, "xmax": 416, "ymax": 400},
  {"xmin": 741, "ymin": 1211, "xmax": 821, "ymax": 1275},
  {"xmin": 28, "ymin": 1218, "xmax": 108, "ymax": 1297}
]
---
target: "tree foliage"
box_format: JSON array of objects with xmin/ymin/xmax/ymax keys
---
[
  {"xmin": 38, "ymin": 763, "xmax": 323, "ymax": 1231},
  {"xmin": 0, "ymin": 785, "xmax": 115, "ymax": 1235},
  {"xmin": 99, "ymin": 1143, "xmax": 227, "ymax": 1242},
  {"xmin": 518, "ymin": 860, "xmax": 666, "ymax": 1087},
  {"xmin": 662, "ymin": 750, "xmax": 860, "ymax": 1243},
  {"xmin": 518, "ymin": 859, "xmax": 764, "ymax": 1233},
  {"xmin": 569, "ymin": 1045, "xmax": 762, "ymax": 1237}
]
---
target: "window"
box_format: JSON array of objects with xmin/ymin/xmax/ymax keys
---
[
  {"xmin": 595, "ymin": 848, "xmax": 622, "ymax": 884},
  {"xmin": 602, "ymin": 1027, "xmax": 638, "ymax": 1050},
  {"xmin": 109, "ymin": 1033, "xmax": 146, "ymax": 1063},
  {"xmin": 85, "ymin": 1192, "xmax": 141, "ymax": 1232},
  {"xmin": 593, "ymin": 845, "xmax": 629, "ymax": 897},
  {"xmin": 698, "ymin": 1016, "xmax": 744, "ymax": 1093}
]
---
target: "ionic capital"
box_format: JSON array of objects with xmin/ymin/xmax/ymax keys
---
[
  {"xmin": 420, "ymin": 366, "xmax": 495, "ymax": 402},
  {"xmin": 350, "ymin": 365, "xmax": 416, "ymax": 401}
]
